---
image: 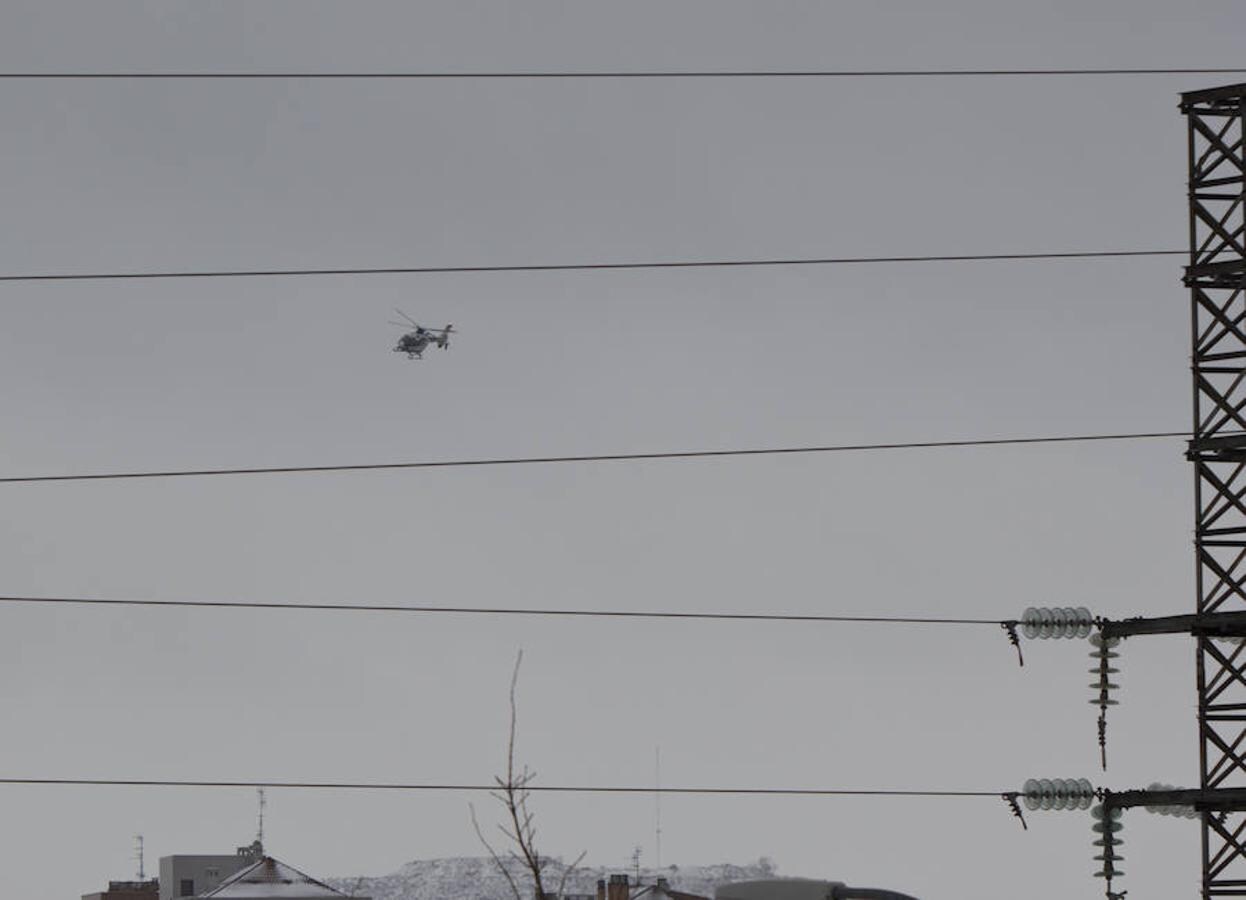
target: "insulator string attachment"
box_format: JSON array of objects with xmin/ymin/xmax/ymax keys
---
[
  {"xmin": 1089, "ymin": 633, "xmax": 1121, "ymax": 770},
  {"xmin": 1021, "ymin": 606, "xmax": 1094, "ymax": 639},
  {"xmin": 1092, "ymin": 800, "xmax": 1124, "ymax": 892},
  {"xmin": 1143, "ymin": 783, "xmax": 1200, "ymax": 819},
  {"xmin": 1021, "ymin": 777, "xmax": 1096, "ymax": 811}
]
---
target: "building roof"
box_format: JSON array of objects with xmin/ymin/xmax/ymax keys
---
[
  {"xmin": 199, "ymin": 856, "xmax": 350, "ymax": 899},
  {"xmin": 633, "ymin": 881, "xmax": 709, "ymax": 900}
]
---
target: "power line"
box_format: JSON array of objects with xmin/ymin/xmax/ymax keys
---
[
  {"xmin": 0, "ymin": 595, "xmax": 1003, "ymax": 625},
  {"xmin": 0, "ymin": 68, "xmax": 1242, "ymax": 79},
  {"xmin": 0, "ymin": 431, "xmax": 1190, "ymax": 485},
  {"xmin": 0, "ymin": 249, "xmax": 1184, "ymax": 284},
  {"xmin": 0, "ymin": 777, "xmax": 999, "ymax": 797}
]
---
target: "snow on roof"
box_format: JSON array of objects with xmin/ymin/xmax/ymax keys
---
[{"xmin": 199, "ymin": 856, "xmax": 350, "ymax": 899}]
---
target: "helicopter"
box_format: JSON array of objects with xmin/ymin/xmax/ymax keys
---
[{"xmin": 390, "ymin": 310, "xmax": 454, "ymax": 359}]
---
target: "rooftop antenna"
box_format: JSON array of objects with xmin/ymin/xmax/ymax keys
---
[
  {"xmin": 632, "ymin": 846, "xmax": 643, "ymax": 886},
  {"xmin": 256, "ymin": 787, "xmax": 266, "ymax": 851},
  {"xmin": 134, "ymin": 834, "xmax": 145, "ymax": 881},
  {"xmin": 654, "ymin": 746, "xmax": 662, "ymax": 870}
]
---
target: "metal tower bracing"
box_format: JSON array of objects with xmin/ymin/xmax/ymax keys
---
[{"xmin": 1184, "ymin": 81, "xmax": 1246, "ymax": 900}]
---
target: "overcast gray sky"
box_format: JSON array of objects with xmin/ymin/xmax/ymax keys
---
[{"xmin": 2, "ymin": 3, "xmax": 1244, "ymax": 899}]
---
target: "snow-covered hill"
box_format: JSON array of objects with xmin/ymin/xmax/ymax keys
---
[{"xmin": 327, "ymin": 857, "xmax": 779, "ymax": 900}]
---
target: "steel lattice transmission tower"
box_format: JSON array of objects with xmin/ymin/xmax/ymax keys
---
[{"xmin": 1184, "ymin": 81, "xmax": 1246, "ymax": 900}]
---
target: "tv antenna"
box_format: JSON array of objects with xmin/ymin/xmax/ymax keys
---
[
  {"xmin": 654, "ymin": 746, "xmax": 662, "ymax": 870},
  {"xmin": 256, "ymin": 787, "xmax": 266, "ymax": 850},
  {"xmin": 134, "ymin": 834, "xmax": 145, "ymax": 881}
]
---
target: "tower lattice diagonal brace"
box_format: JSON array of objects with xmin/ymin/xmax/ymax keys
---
[{"xmin": 1184, "ymin": 82, "xmax": 1246, "ymax": 900}]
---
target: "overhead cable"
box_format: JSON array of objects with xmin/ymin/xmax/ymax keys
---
[
  {"xmin": 0, "ymin": 777, "xmax": 999, "ymax": 797},
  {"xmin": 0, "ymin": 249, "xmax": 1184, "ymax": 284},
  {"xmin": 0, "ymin": 595, "xmax": 1002, "ymax": 625},
  {"xmin": 0, "ymin": 68, "xmax": 1243, "ymax": 79},
  {"xmin": 0, "ymin": 431, "xmax": 1190, "ymax": 485}
]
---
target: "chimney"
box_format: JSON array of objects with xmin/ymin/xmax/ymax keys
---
[
  {"xmin": 597, "ymin": 880, "xmax": 607, "ymax": 900},
  {"xmin": 608, "ymin": 874, "xmax": 630, "ymax": 900}
]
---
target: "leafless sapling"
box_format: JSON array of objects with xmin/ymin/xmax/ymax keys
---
[{"xmin": 471, "ymin": 650, "xmax": 586, "ymax": 900}]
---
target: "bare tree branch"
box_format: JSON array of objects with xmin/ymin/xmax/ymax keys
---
[
  {"xmin": 470, "ymin": 802, "xmax": 523, "ymax": 900},
  {"xmin": 470, "ymin": 649, "xmax": 586, "ymax": 900},
  {"xmin": 507, "ymin": 650, "xmax": 521, "ymax": 787},
  {"xmin": 555, "ymin": 851, "xmax": 589, "ymax": 899}
]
